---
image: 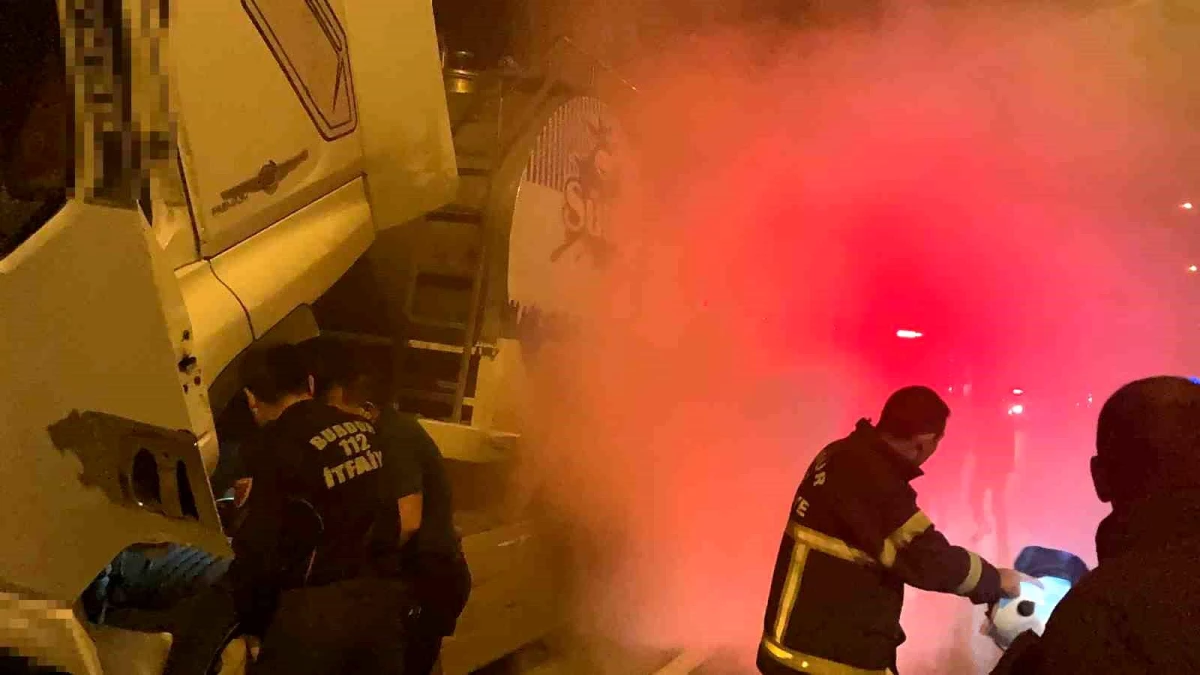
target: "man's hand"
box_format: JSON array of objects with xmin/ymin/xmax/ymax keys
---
[
  {"xmin": 998, "ymin": 568, "xmax": 1043, "ymax": 598},
  {"xmin": 234, "ymin": 478, "xmax": 253, "ymax": 508}
]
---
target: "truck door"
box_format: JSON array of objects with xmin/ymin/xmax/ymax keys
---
[{"xmin": 170, "ymin": 0, "xmax": 365, "ymax": 257}]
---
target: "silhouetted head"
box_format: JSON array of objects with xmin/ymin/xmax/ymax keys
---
[
  {"xmin": 297, "ymin": 336, "xmax": 378, "ymax": 421},
  {"xmin": 1091, "ymin": 376, "xmax": 1200, "ymax": 507},
  {"xmin": 240, "ymin": 343, "xmax": 314, "ymax": 426},
  {"xmin": 877, "ymin": 385, "xmax": 951, "ymax": 467}
]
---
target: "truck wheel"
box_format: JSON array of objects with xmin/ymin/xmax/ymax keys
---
[{"xmin": 111, "ymin": 545, "xmax": 232, "ymax": 611}]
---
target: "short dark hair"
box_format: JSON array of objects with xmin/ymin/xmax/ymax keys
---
[
  {"xmin": 1097, "ymin": 376, "xmax": 1200, "ymax": 499},
  {"xmin": 877, "ymin": 386, "xmax": 951, "ymax": 439},
  {"xmin": 297, "ymin": 336, "xmax": 374, "ymax": 405},
  {"xmin": 239, "ymin": 343, "xmax": 311, "ymax": 405}
]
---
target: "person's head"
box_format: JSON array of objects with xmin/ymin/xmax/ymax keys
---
[
  {"xmin": 240, "ymin": 343, "xmax": 314, "ymax": 426},
  {"xmin": 298, "ymin": 336, "xmax": 378, "ymax": 421},
  {"xmin": 1091, "ymin": 376, "xmax": 1200, "ymax": 508},
  {"xmin": 876, "ymin": 385, "xmax": 951, "ymax": 467}
]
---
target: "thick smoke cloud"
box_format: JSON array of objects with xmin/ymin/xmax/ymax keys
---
[{"xmin": 515, "ymin": 2, "xmax": 1198, "ymax": 672}]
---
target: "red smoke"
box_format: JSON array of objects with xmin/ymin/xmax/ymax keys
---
[{"xmin": 517, "ymin": 4, "xmax": 1198, "ymax": 672}]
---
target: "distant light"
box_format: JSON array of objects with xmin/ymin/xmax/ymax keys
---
[
  {"xmin": 1183, "ymin": 202, "xmax": 1195, "ymax": 211},
  {"xmin": 1189, "ymin": 376, "xmax": 1200, "ymax": 386},
  {"xmin": 1008, "ymin": 404, "xmax": 1025, "ymax": 416},
  {"xmin": 1189, "ymin": 265, "xmax": 1198, "ymax": 273},
  {"xmin": 1012, "ymin": 388, "xmax": 1025, "ymax": 396},
  {"xmin": 896, "ymin": 329, "xmax": 923, "ymax": 339}
]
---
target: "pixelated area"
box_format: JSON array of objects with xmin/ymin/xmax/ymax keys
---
[
  {"xmin": 63, "ymin": 0, "xmax": 174, "ymax": 208},
  {"xmin": 0, "ymin": 593, "xmax": 101, "ymax": 674},
  {"xmin": 0, "ymin": 651, "xmax": 73, "ymax": 674}
]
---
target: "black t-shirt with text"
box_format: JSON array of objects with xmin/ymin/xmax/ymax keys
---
[{"xmin": 235, "ymin": 399, "xmax": 400, "ymax": 587}]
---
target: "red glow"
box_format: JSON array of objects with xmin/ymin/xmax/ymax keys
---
[{"xmin": 515, "ymin": 5, "xmax": 1198, "ymax": 673}]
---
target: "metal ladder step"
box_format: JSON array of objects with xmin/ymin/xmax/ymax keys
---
[
  {"xmin": 406, "ymin": 339, "xmax": 497, "ymax": 358},
  {"xmin": 396, "ymin": 388, "xmax": 475, "ymax": 407},
  {"xmin": 319, "ymin": 330, "xmax": 394, "ymax": 347},
  {"xmin": 426, "ymin": 207, "xmax": 485, "ymax": 225}
]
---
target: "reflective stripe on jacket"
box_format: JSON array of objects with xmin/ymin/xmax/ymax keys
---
[{"xmin": 758, "ymin": 420, "xmax": 1002, "ymax": 674}]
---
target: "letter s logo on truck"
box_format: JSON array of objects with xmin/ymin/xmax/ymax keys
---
[{"xmin": 553, "ymin": 119, "xmax": 619, "ymax": 266}]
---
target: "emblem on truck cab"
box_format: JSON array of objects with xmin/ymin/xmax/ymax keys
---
[{"xmin": 211, "ymin": 149, "xmax": 309, "ymax": 216}]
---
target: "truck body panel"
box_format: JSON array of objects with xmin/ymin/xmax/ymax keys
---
[
  {"xmin": 175, "ymin": 260, "xmax": 255, "ymax": 409},
  {"xmin": 171, "ymin": 0, "xmax": 366, "ymax": 257},
  {"xmin": 208, "ymin": 177, "xmax": 374, "ymax": 340},
  {"xmin": 342, "ymin": 0, "xmax": 459, "ymax": 230},
  {"xmin": 0, "ymin": 202, "xmax": 230, "ymax": 603}
]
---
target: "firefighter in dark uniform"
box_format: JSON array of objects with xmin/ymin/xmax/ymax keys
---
[
  {"xmin": 758, "ymin": 386, "xmax": 1027, "ymax": 675},
  {"xmin": 228, "ymin": 344, "xmax": 416, "ymax": 674},
  {"xmin": 300, "ymin": 336, "xmax": 472, "ymax": 675}
]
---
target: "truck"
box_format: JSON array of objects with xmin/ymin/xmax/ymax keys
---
[{"xmin": 0, "ymin": 0, "xmax": 634, "ymax": 673}]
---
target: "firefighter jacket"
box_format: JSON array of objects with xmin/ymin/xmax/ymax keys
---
[
  {"xmin": 990, "ymin": 489, "xmax": 1200, "ymax": 675},
  {"xmin": 758, "ymin": 419, "xmax": 1003, "ymax": 675}
]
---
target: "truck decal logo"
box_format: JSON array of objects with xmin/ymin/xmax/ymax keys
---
[
  {"xmin": 212, "ymin": 149, "xmax": 309, "ymax": 216},
  {"xmin": 243, "ymin": 0, "xmax": 358, "ymax": 141},
  {"xmin": 550, "ymin": 119, "xmax": 619, "ymax": 266}
]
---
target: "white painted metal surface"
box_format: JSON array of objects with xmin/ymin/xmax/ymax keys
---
[
  {"xmin": 170, "ymin": 0, "xmax": 365, "ymax": 257},
  {"xmin": 506, "ymin": 96, "xmax": 632, "ymax": 323},
  {"xmin": 175, "ymin": 261, "xmax": 254, "ymax": 394},
  {"xmin": 342, "ymin": 0, "xmax": 458, "ymax": 230},
  {"xmin": 0, "ymin": 202, "xmax": 230, "ymax": 603},
  {"xmin": 208, "ymin": 178, "xmax": 374, "ymax": 339}
]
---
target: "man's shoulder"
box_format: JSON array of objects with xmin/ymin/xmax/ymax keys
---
[
  {"xmin": 1034, "ymin": 540, "xmax": 1200, "ymax": 672},
  {"xmin": 290, "ymin": 400, "xmax": 374, "ymax": 430},
  {"xmin": 269, "ymin": 401, "xmax": 377, "ymax": 459},
  {"xmin": 275, "ymin": 399, "xmax": 341, "ymax": 425},
  {"xmin": 818, "ymin": 429, "xmax": 879, "ymax": 469},
  {"xmin": 1068, "ymin": 542, "xmax": 1200, "ymax": 606},
  {"xmin": 379, "ymin": 409, "xmax": 439, "ymax": 450},
  {"xmin": 1043, "ymin": 550, "xmax": 1172, "ymax": 635},
  {"xmin": 379, "ymin": 407, "xmax": 420, "ymax": 433}
]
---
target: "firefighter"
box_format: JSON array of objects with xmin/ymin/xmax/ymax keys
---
[
  {"xmin": 228, "ymin": 343, "xmax": 416, "ymax": 674},
  {"xmin": 300, "ymin": 336, "xmax": 472, "ymax": 675},
  {"xmin": 989, "ymin": 376, "xmax": 1200, "ymax": 674},
  {"xmin": 757, "ymin": 385, "xmax": 1027, "ymax": 675}
]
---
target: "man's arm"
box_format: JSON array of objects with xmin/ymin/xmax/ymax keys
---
[
  {"xmin": 886, "ymin": 513, "xmax": 1002, "ymax": 604},
  {"xmin": 834, "ymin": 455, "xmax": 1003, "ymax": 604},
  {"xmin": 398, "ymin": 493, "xmax": 423, "ymax": 546},
  {"xmin": 380, "ymin": 411, "xmax": 429, "ymax": 545},
  {"xmin": 225, "ymin": 468, "xmax": 285, "ymax": 637}
]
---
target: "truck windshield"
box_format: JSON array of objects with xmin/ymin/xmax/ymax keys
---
[{"xmin": 1, "ymin": 4, "xmax": 70, "ymax": 259}]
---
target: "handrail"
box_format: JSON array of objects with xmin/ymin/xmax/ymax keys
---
[
  {"xmin": 544, "ymin": 34, "xmax": 639, "ymax": 96},
  {"xmin": 495, "ymin": 33, "xmax": 636, "ymax": 160}
]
